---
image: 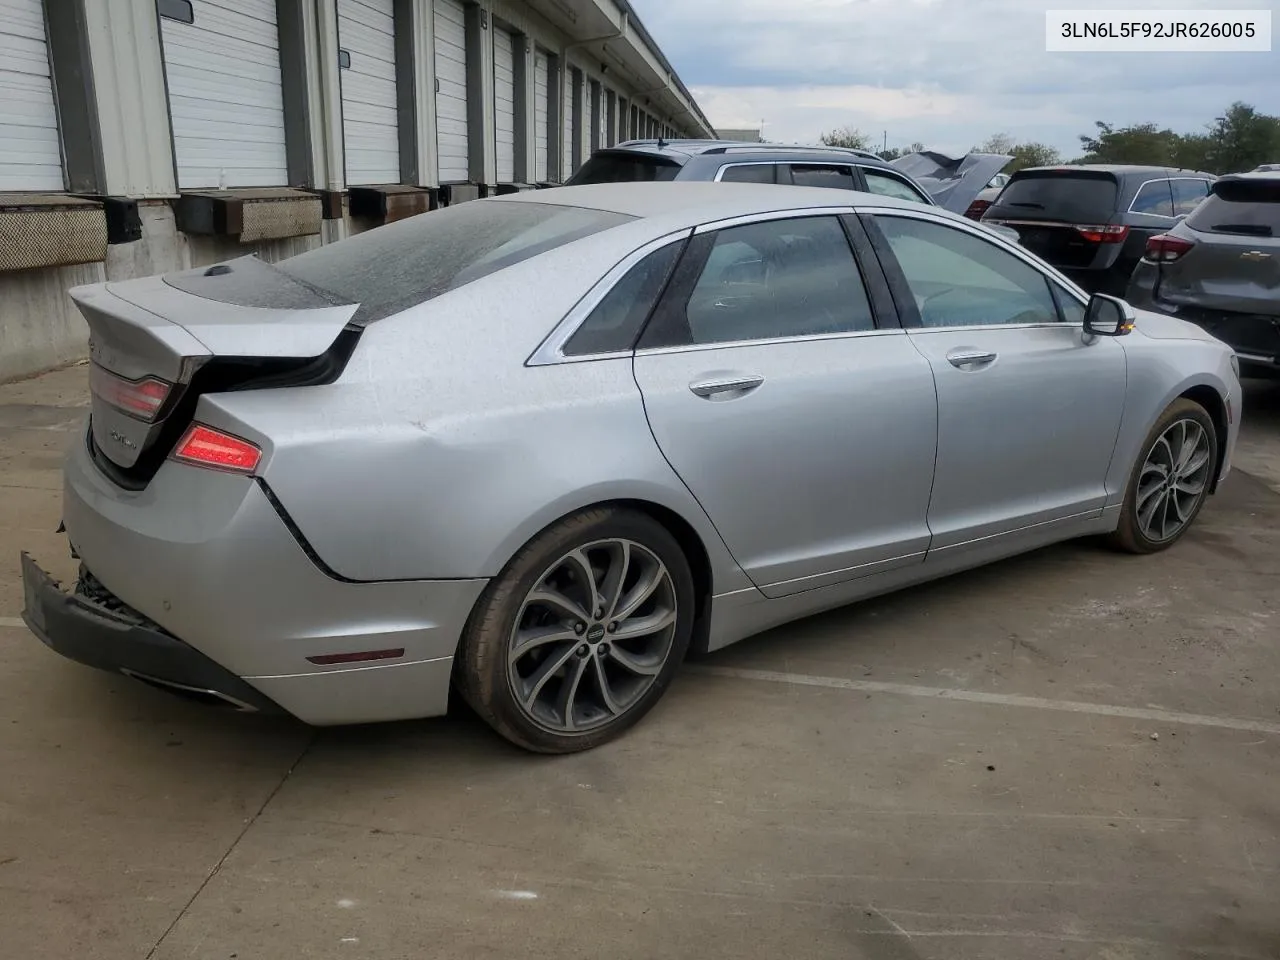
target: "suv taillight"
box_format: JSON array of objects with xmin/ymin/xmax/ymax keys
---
[
  {"xmin": 89, "ymin": 363, "xmax": 171, "ymax": 422},
  {"xmin": 1075, "ymin": 224, "xmax": 1130, "ymax": 244},
  {"xmin": 171, "ymin": 425, "xmax": 262, "ymax": 474},
  {"xmin": 964, "ymin": 199, "xmax": 992, "ymax": 220},
  {"xmin": 1145, "ymin": 233, "xmax": 1195, "ymax": 262}
]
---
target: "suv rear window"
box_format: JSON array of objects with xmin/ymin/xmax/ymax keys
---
[
  {"xmin": 987, "ymin": 171, "xmax": 1119, "ymax": 222},
  {"xmin": 1186, "ymin": 177, "xmax": 1280, "ymax": 238},
  {"xmin": 567, "ymin": 152, "xmax": 682, "ymax": 185}
]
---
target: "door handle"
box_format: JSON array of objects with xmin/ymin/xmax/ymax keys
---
[
  {"xmin": 689, "ymin": 375, "xmax": 764, "ymax": 398},
  {"xmin": 946, "ymin": 350, "xmax": 997, "ymax": 370}
]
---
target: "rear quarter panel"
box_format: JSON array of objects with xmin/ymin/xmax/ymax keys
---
[{"xmin": 198, "ymin": 233, "xmax": 751, "ymax": 592}]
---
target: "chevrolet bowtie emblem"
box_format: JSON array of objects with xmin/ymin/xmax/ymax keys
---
[{"xmin": 1240, "ymin": 250, "xmax": 1272, "ymax": 262}]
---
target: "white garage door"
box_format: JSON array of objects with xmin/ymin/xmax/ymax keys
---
[
  {"xmin": 492, "ymin": 26, "xmax": 515, "ymax": 183},
  {"xmin": 338, "ymin": 0, "xmax": 400, "ymax": 185},
  {"xmin": 533, "ymin": 51, "xmax": 549, "ymax": 182},
  {"xmin": 433, "ymin": 0, "xmax": 468, "ymax": 183},
  {"xmin": 0, "ymin": 0, "xmax": 63, "ymax": 191},
  {"xmin": 562, "ymin": 68, "xmax": 578, "ymax": 179},
  {"xmin": 161, "ymin": 0, "xmax": 289, "ymax": 189}
]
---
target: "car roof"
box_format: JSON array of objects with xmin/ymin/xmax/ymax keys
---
[
  {"xmin": 497, "ymin": 181, "xmax": 944, "ymax": 222},
  {"xmin": 1218, "ymin": 170, "xmax": 1280, "ymax": 183},
  {"xmin": 1015, "ymin": 164, "xmax": 1214, "ymax": 178},
  {"xmin": 603, "ymin": 139, "xmax": 890, "ymax": 165}
]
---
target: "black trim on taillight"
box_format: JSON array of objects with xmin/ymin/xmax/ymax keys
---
[{"xmin": 89, "ymin": 326, "xmax": 363, "ymax": 490}]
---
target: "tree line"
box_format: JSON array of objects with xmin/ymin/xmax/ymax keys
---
[{"xmin": 815, "ymin": 101, "xmax": 1279, "ymax": 175}]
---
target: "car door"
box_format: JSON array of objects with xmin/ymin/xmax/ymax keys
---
[
  {"xmin": 632, "ymin": 211, "xmax": 939, "ymax": 599},
  {"xmin": 862, "ymin": 209, "xmax": 1127, "ymax": 551}
]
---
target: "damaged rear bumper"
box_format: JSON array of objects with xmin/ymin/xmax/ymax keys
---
[{"xmin": 20, "ymin": 551, "xmax": 282, "ymax": 713}]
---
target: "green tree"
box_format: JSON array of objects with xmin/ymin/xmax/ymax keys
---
[
  {"xmin": 1204, "ymin": 101, "xmax": 1280, "ymax": 173},
  {"xmin": 819, "ymin": 125, "xmax": 873, "ymax": 150},
  {"xmin": 975, "ymin": 133, "xmax": 1060, "ymax": 172},
  {"xmin": 1077, "ymin": 121, "xmax": 1181, "ymax": 165}
]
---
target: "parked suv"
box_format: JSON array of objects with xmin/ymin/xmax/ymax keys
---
[
  {"xmin": 564, "ymin": 139, "xmax": 1008, "ymax": 216},
  {"xmin": 1126, "ymin": 171, "xmax": 1280, "ymax": 377},
  {"xmin": 982, "ymin": 165, "xmax": 1216, "ymax": 295}
]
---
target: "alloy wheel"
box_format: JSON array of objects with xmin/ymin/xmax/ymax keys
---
[
  {"xmin": 1136, "ymin": 417, "xmax": 1211, "ymax": 543},
  {"xmin": 506, "ymin": 538, "xmax": 678, "ymax": 734}
]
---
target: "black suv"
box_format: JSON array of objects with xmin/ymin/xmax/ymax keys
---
[
  {"xmin": 982, "ymin": 164, "xmax": 1216, "ymax": 295},
  {"xmin": 564, "ymin": 139, "xmax": 1006, "ymax": 215}
]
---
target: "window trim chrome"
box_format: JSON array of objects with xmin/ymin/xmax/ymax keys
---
[
  {"xmin": 1126, "ymin": 176, "xmax": 1179, "ymax": 219},
  {"xmin": 525, "ymin": 230, "xmax": 693, "ymax": 366},
  {"xmin": 692, "ymin": 205, "xmax": 857, "ymax": 234},
  {"xmin": 634, "ymin": 327, "xmax": 905, "ymax": 358}
]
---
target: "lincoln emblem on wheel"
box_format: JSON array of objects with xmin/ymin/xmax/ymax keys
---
[{"xmin": 18, "ymin": 182, "xmax": 1242, "ymax": 753}]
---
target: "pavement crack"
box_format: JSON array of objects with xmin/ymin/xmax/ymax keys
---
[{"xmin": 143, "ymin": 732, "xmax": 316, "ymax": 959}]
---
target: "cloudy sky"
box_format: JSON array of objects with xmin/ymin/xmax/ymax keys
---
[{"xmin": 637, "ymin": 0, "xmax": 1279, "ymax": 158}]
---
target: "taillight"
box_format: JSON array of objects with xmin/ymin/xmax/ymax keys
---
[
  {"xmin": 1075, "ymin": 224, "xmax": 1130, "ymax": 244},
  {"xmin": 964, "ymin": 199, "xmax": 992, "ymax": 220},
  {"xmin": 89, "ymin": 363, "xmax": 171, "ymax": 422},
  {"xmin": 1144, "ymin": 233, "xmax": 1195, "ymax": 262},
  {"xmin": 171, "ymin": 424, "xmax": 261, "ymax": 474}
]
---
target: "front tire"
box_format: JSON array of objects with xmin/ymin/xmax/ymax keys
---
[
  {"xmin": 455, "ymin": 507, "xmax": 695, "ymax": 754},
  {"xmin": 1108, "ymin": 398, "xmax": 1217, "ymax": 554}
]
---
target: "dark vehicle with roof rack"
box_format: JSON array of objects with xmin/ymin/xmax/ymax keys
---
[
  {"xmin": 564, "ymin": 139, "xmax": 1011, "ymax": 219},
  {"xmin": 981, "ymin": 164, "xmax": 1216, "ymax": 295}
]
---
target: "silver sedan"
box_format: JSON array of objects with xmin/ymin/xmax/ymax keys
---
[{"xmin": 22, "ymin": 182, "xmax": 1242, "ymax": 753}]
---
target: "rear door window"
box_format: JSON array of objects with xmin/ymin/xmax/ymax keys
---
[
  {"xmin": 566, "ymin": 152, "xmax": 681, "ymax": 185},
  {"xmin": 718, "ymin": 164, "xmax": 778, "ymax": 184},
  {"xmin": 1129, "ymin": 179, "xmax": 1175, "ymax": 217},
  {"xmin": 788, "ymin": 164, "xmax": 857, "ymax": 190},
  {"xmin": 1171, "ymin": 178, "xmax": 1211, "ymax": 216},
  {"xmin": 987, "ymin": 171, "xmax": 1119, "ymax": 223},
  {"xmin": 861, "ymin": 169, "xmax": 930, "ymax": 204},
  {"xmin": 1186, "ymin": 178, "xmax": 1280, "ymax": 237}
]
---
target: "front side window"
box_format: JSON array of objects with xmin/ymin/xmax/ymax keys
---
[
  {"xmin": 1130, "ymin": 180, "xmax": 1176, "ymax": 217},
  {"xmin": 874, "ymin": 215, "xmax": 1061, "ymax": 328},
  {"xmin": 788, "ymin": 165, "xmax": 857, "ymax": 190},
  {"xmin": 562, "ymin": 242, "xmax": 683, "ymax": 356},
  {"xmin": 719, "ymin": 164, "xmax": 777, "ymax": 184},
  {"xmin": 862, "ymin": 169, "xmax": 930, "ymax": 204},
  {"xmin": 1171, "ymin": 178, "xmax": 1211, "ymax": 216},
  {"xmin": 678, "ymin": 216, "xmax": 875, "ymax": 345}
]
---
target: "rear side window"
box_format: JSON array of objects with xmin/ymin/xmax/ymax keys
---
[
  {"xmin": 563, "ymin": 242, "xmax": 683, "ymax": 356},
  {"xmin": 988, "ymin": 172, "xmax": 1119, "ymax": 222},
  {"xmin": 1171, "ymin": 178, "xmax": 1211, "ymax": 216},
  {"xmin": 862, "ymin": 169, "xmax": 930, "ymax": 204},
  {"xmin": 567, "ymin": 152, "xmax": 681, "ymax": 185},
  {"xmin": 275, "ymin": 201, "xmax": 632, "ymax": 323},
  {"xmin": 1186, "ymin": 178, "xmax": 1280, "ymax": 237},
  {"xmin": 678, "ymin": 216, "xmax": 875, "ymax": 345},
  {"xmin": 788, "ymin": 165, "xmax": 856, "ymax": 190},
  {"xmin": 718, "ymin": 164, "xmax": 777, "ymax": 184},
  {"xmin": 1129, "ymin": 180, "xmax": 1175, "ymax": 217}
]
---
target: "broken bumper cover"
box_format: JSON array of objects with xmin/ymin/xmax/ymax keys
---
[{"xmin": 20, "ymin": 551, "xmax": 283, "ymax": 713}]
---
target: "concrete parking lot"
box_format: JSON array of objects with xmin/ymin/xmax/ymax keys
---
[{"xmin": 2, "ymin": 365, "xmax": 1279, "ymax": 960}]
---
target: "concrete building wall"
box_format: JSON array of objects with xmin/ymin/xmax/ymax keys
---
[{"xmin": 0, "ymin": 0, "xmax": 714, "ymax": 382}]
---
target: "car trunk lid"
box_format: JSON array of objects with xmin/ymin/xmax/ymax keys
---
[
  {"xmin": 889, "ymin": 151, "xmax": 1012, "ymax": 214},
  {"xmin": 75, "ymin": 258, "xmax": 357, "ymax": 477}
]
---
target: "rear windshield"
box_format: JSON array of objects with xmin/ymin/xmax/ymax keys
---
[
  {"xmin": 567, "ymin": 152, "xmax": 682, "ymax": 186},
  {"xmin": 166, "ymin": 201, "xmax": 631, "ymax": 322},
  {"xmin": 1186, "ymin": 178, "xmax": 1280, "ymax": 238},
  {"xmin": 988, "ymin": 171, "xmax": 1119, "ymax": 222}
]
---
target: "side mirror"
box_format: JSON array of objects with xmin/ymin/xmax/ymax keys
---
[{"xmin": 1083, "ymin": 293, "xmax": 1136, "ymax": 337}]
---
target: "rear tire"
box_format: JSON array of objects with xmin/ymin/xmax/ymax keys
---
[
  {"xmin": 455, "ymin": 507, "xmax": 694, "ymax": 754},
  {"xmin": 1108, "ymin": 398, "xmax": 1217, "ymax": 554}
]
